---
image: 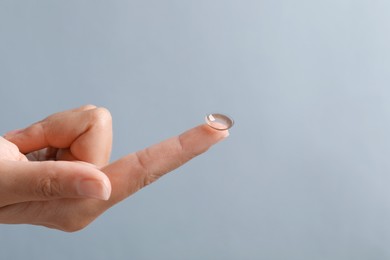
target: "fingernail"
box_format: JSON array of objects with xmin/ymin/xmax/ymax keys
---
[
  {"xmin": 221, "ymin": 130, "xmax": 230, "ymax": 139},
  {"xmin": 213, "ymin": 129, "xmax": 230, "ymax": 143},
  {"xmin": 77, "ymin": 179, "xmax": 111, "ymax": 200},
  {"xmin": 3, "ymin": 128, "xmax": 24, "ymax": 137}
]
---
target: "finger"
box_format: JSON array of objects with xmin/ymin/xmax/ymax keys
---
[
  {"xmin": 101, "ymin": 124, "xmax": 229, "ymax": 206},
  {"xmin": 0, "ymin": 125, "xmax": 228, "ymax": 232},
  {"xmin": 0, "ymin": 160, "xmax": 112, "ymax": 207},
  {"xmin": 4, "ymin": 106, "xmax": 113, "ymax": 167}
]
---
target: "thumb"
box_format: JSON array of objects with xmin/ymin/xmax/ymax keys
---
[{"xmin": 0, "ymin": 160, "xmax": 111, "ymax": 207}]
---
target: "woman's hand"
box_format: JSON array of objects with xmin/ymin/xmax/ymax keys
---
[{"xmin": 0, "ymin": 105, "xmax": 228, "ymax": 231}]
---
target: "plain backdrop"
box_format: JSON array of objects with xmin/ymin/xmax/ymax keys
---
[{"xmin": 1, "ymin": 0, "xmax": 390, "ymax": 259}]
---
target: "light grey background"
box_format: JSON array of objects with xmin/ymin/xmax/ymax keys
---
[{"xmin": 1, "ymin": 0, "xmax": 390, "ymax": 259}]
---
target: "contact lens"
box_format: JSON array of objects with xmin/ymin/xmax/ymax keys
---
[{"xmin": 205, "ymin": 113, "xmax": 234, "ymax": 130}]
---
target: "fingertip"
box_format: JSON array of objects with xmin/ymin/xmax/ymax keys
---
[
  {"xmin": 219, "ymin": 129, "xmax": 230, "ymax": 139},
  {"xmin": 222, "ymin": 131, "xmax": 230, "ymax": 140},
  {"xmin": 175, "ymin": 124, "xmax": 229, "ymax": 159},
  {"xmin": 75, "ymin": 167, "xmax": 112, "ymax": 200},
  {"xmin": 76, "ymin": 178, "xmax": 111, "ymax": 200},
  {"xmin": 199, "ymin": 124, "xmax": 230, "ymax": 142}
]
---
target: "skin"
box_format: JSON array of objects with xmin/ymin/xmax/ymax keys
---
[{"xmin": 0, "ymin": 105, "xmax": 229, "ymax": 232}]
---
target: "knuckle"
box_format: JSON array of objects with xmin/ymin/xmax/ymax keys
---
[
  {"xmin": 177, "ymin": 135, "xmax": 197, "ymax": 161},
  {"xmin": 135, "ymin": 150, "xmax": 155, "ymax": 187},
  {"xmin": 35, "ymin": 175, "xmax": 62, "ymax": 199},
  {"xmin": 79, "ymin": 104, "xmax": 97, "ymax": 111},
  {"xmin": 89, "ymin": 107, "xmax": 112, "ymax": 126}
]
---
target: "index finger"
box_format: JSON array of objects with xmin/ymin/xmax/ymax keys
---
[
  {"xmin": 0, "ymin": 124, "xmax": 229, "ymax": 231},
  {"xmin": 101, "ymin": 124, "xmax": 229, "ymax": 205}
]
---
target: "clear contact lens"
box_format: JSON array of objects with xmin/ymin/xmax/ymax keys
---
[{"xmin": 205, "ymin": 113, "xmax": 234, "ymax": 130}]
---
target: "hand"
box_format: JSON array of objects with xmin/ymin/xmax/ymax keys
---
[{"xmin": 0, "ymin": 105, "xmax": 228, "ymax": 231}]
